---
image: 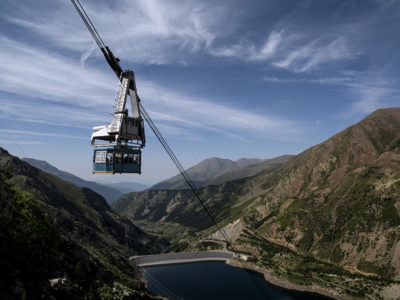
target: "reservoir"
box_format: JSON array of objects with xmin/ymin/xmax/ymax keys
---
[{"xmin": 144, "ymin": 261, "xmax": 332, "ymax": 300}]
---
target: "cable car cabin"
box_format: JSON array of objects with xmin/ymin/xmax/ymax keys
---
[{"xmin": 93, "ymin": 147, "xmax": 141, "ymax": 174}]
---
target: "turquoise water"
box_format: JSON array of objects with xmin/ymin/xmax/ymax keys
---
[{"xmin": 144, "ymin": 261, "xmax": 332, "ymax": 300}]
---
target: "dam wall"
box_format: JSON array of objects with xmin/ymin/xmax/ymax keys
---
[{"xmin": 131, "ymin": 251, "xmax": 234, "ymax": 267}]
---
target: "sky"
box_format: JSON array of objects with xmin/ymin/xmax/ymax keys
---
[{"xmin": 0, "ymin": 0, "xmax": 399, "ymax": 185}]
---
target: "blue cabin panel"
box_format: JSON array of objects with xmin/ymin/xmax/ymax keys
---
[{"xmin": 92, "ymin": 147, "xmax": 141, "ymax": 174}]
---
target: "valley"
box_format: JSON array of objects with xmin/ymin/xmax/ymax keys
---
[
  {"xmin": 1, "ymin": 108, "xmax": 399, "ymax": 299},
  {"xmin": 113, "ymin": 108, "xmax": 400, "ymax": 299}
]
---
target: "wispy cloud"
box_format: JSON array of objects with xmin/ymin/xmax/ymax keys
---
[
  {"xmin": 3, "ymin": 0, "xmax": 220, "ymax": 65},
  {"xmin": 345, "ymin": 76, "xmax": 395, "ymax": 116},
  {"xmin": 80, "ymin": 41, "xmax": 97, "ymax": 67},
  {"xmin": 211, "ymin": 28, "xmax": 358, "ymax": 73},
  {"xmin": 0, "ymin": 140, "xmax": 45, "ymax": 145},
  {"xmin": 0, "ymin": 35, "xmax": 116, "ymax": 108},
  {"xmin": 0, "ymin": 129, "xmax": 87, "ymax": 140},
  {"xmin": 272, "ymin": 37, "xmax": 356, "ymax": 72},
  {"xmin": 139, "ymin": 80, "xmax": 297, "ymax": 139},
  {"xmin": 0, "ymin": 32, "xmax": 297, "ymax": 141},
  {"xmin": 251, "ymin": 31, "xmax": 283, "ymax": 60},
  {"xmin": 0, "ymin": 98, "xmax": 106, "ymax": 129},
  {"xmin": 209, "ymin": 30, "xmax": 284, "ymax": 61},
  {"xmin": 263, "ymin": 71, "xmax": 398, "ymax": 117}
]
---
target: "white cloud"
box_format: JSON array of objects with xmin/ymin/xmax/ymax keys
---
[
  {"xmin": 0, "ymin": 129, "xmax": 87, "ymax": 140},
  {"xmin": 0, "ymin": 35, "xmax": 117, "ymax": 109},
  {"xmin": 209, "ymin": 30, "xmax": 283, "ymax": 61},
  {"xmin": 210, "ymin": 28, "xmax": 357, "ymax": 73},
  {"xmin": 0, "ymin": 140, "xmax": 45, "ymax": 145},
  {"xmin": 80, "ymin": 42, "xmax": 97, "ymax": 67},
  {"xmin": 139, "ymin": 80, "xmax": 295, "ymax": 138},
  {"xmin": 3, "ymin": 0, "xmax": 219, "ymax": 65},
  {"xmin": 2, "ymin": 0, "xmax": 362, "ymax": 73},
  {"xmin": 272, "ymin": 36, "xmax": 356, "ymax": 72},
  {"xmin": 0, "ymin": 33, "xmax": 296, "ymax": 141},
  {"xmin": 263, "ymin": 71, "xmax": 397, "ymax": 117},
  {"xmin": 250, "ymin": 31, "xmax": 283, "ymax": 60},
  {"xmin": 0, "ymin": 98, "xmax": 104, "ymax": 129},
  {"xmin": 347, "ymin": 80, "xmax": 393, "ymax": 115}
]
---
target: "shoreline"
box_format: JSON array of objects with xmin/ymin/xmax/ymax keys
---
[{"xmin": 226, "ymin": 259, "xmax": 347, "ymax": 300}]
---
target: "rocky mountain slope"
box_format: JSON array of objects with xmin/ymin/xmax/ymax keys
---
[
  {"xmin": 114, "ymin": 108, "xmax": 400, "ymax": 298},
  {"xmin": 23, "ymin": 158, "xmax": 122, "ymax": 204},
  {"xmin": 239, "ymin": 108, "xmax": 400, "ymax": 276},
  {"xmin": 114, "ymin": 178, "xmax": 246, "ymax": 227},
  {"xmin": 150, "ymin": 156, "xmax": 292, "ymax": 190},
  {"xmin": 1, "ymin": 149, "xmax": 165, "ymax": 299}
]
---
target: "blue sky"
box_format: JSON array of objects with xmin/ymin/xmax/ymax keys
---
[{"xmin": 0, "ymin": 0, "xmax": 399, "ymax": 185}]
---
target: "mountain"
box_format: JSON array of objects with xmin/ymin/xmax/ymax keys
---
[
  {"xmin": 1, "ymin": 148, "xmax": 165, "ymax": 299},
  {"xmin": 209, "ymin": 155, "xmax": 294, "ymax": 185},
  {"xmin": 150, "ymin": 156, "xmax": 291, "ymax": 190},
  {"xmin": 102, "ymin": 181, "xmax": 149, "ymax": 194},
  {"xmin": 22, "ymin": 158, "xmax": 122, "ymax": 204},
  {"xmin": 113, "ymin": 108, "xmax": 400, "ymax": 298},
  {"xmin": 235, "ymin": 108, "xmax": 400, "ymax": 276}
]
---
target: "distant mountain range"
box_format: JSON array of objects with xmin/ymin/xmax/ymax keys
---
[
  {"xmin": 100, "ymin": 181, "xmax": 149, "ymax": 195},
  {"xmin": 113, "ymin": 107, "xmax": 400, "ymax": 298},
  {"xmin": 0, "ymin": 148, "xmax": 165, "ymax": 299},
  {"xmin": 150, "ymin": 155, "xmax": 293, "ymax": 190},
  {"xmin": 22, "ymin": 158, "xmax": 147, "ymax": 204}
]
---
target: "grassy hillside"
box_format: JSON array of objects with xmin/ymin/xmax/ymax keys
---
[{"xmin": 0, "ymin": 148, "xmax": 165, "ymax": 299}]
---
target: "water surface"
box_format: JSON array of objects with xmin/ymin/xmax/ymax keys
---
[{"xmin": 144, "ymin": 261, "xmax": 332, "ymax": 300}]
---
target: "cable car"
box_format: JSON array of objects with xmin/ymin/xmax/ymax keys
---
[
  {"xmin": 93, "ymin": 146, "xmax": 141, "ymax": 174},
  {"xmin": 90, "ymin": 71, "xmax": 145, "ymax": 174},
  {"xmin": 71, "ymin": 1, "xmax": 145, "ymax": 175}
]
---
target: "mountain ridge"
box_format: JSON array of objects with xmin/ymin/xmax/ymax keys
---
[{"xmin": 150, "ymin": 155, "xmax": 292, "ymax": 190}]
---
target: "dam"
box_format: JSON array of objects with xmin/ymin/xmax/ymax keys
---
[{"xmin": 131, "ymin": 251, "xmax": 234, "ymax": 267}]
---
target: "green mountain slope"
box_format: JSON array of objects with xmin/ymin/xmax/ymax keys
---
[{"xmin": 0, "ymin": 148, "xmax": 165, "ymax": 299}]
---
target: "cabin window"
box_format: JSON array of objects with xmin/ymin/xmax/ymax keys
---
[
  {"xmin": 115, "ymin": 151, "xmax": 122, "ymax": 163},
  {"xmin": 122, "ymin": 153, "xmax": 139, "ymax": 164},
  {"xmin": 106, "ymin": 151, "xmax": 114, "ymax": 163},
  {"xmin": 94, "ymin": 150, "xmax": 106, "ymax": 163}
]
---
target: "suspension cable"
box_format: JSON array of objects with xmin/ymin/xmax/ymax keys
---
[
  {"xmin": 70, "ymin": 1, "xmax": 267, "ymax": 297},
  {"xmin": 139, "ymin": 102, "xmax": 234, "ymax": 245},
  {"xmin": 140, "ymin": 103, "xmax": 269, "ymax": 299},
  {"xmin": 71, "ymin": 0, "xmax": 106, "ymax": 50}
]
